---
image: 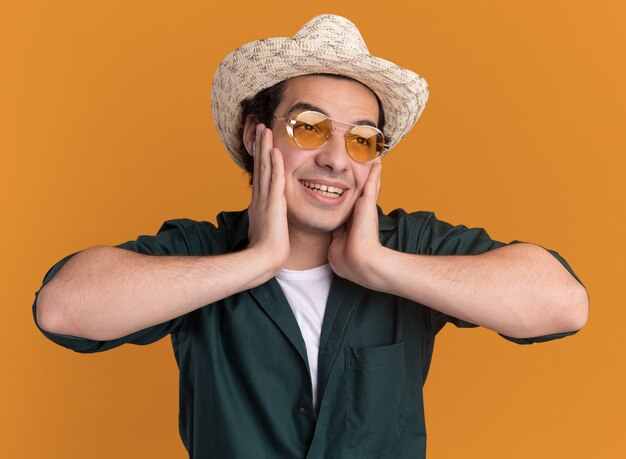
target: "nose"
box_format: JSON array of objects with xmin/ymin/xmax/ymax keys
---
[{"xmin": 314, "ymin": 130, "xmax": 350, "ymax": 172}]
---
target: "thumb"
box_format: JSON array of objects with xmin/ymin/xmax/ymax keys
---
[{"xmin": 331, "ymin": 225, "xmax": 346, "ymax": 241}]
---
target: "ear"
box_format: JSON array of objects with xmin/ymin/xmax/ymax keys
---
[{"xmin": 242, "ymin": 114, "xmax": 258, "ymax": 157}]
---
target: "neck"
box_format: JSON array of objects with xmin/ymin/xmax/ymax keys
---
[{"xmin": 284, "ymin": 228, "xmax": 331, "ymax": 270}]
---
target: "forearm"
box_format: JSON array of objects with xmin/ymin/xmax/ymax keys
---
[
  {"xmin": 363, "ymin": 243, "xmax": 588, "ymax": 338},
  {"xmin": 37, "ymin": 124, "xmax": 290, "ymax": 343},
  {"xmin": 36, "ymin": 245, "xmax": 276, "ymax": 341}
]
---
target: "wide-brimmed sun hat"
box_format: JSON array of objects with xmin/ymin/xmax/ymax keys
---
[{"xmin": 211, "ymin": 14, "xmax": 429, "ymax": 169}]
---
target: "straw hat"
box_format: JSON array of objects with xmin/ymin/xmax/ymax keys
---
[{"xmin": 211, "ymin": 14, "xmax": 429, "ymax": 169}]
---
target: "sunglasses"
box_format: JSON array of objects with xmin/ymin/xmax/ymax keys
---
[{"xmin": 273, "ymin": 110, "xmax": 387, "ymax": 164}]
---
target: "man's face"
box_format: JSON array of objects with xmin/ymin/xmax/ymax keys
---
[{"xmin": 269, "ymin": 75, "xmax": 381, "ymax": 236}]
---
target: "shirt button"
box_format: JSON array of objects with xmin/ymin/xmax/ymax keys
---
[{"xmin": 298, "ymin": 405, "xmax": 306, "ymax": 414}]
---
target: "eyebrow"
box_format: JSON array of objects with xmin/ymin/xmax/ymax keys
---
[{"xmin": 286, "ymin": 102, "xmax": 378, "ymax": 128}]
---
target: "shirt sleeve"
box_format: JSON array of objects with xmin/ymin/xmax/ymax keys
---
[
  {"xmin": 32, "ymin": 220, "xmax": 198, "ymax": 353},
  {"xmin": 415, "ymin": 212, "xmax": 583, "ymax": 345}
]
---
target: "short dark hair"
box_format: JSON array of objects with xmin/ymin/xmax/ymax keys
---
[
  {"xmin": 237, "ymin": 81, "xmax": 288, "ymax": 183},
  {"xmin": 236, "ymin": 74, "xmax": 386, "ymax": 184}
]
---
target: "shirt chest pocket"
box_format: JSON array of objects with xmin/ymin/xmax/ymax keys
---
[{"xmin": 344, "ymin": 341, "xmax": 406, "ymax": 457}]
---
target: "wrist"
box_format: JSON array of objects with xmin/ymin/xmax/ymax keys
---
[
  {"xmin": 245, "ymin": 244, "xmax": 284, "ymax": 280},
  {"xmin": 356, "ymin": 245, "xmax": 395, "ymax": 292}
]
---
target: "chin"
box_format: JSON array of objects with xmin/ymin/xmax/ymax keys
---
[
  {"xmin": 288, "ymin": 209, "xmax": 349, "ymax": 234},
  {"xmin": 291, "ymin": 219, "xmax": 339, "ymax": 235}
]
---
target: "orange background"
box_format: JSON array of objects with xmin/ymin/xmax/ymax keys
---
[{"xmin": 2, "ymin": 1, "xmax": 624, "ymax": 457}]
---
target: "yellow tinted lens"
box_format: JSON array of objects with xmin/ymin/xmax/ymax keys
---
[
  {"xmin": 346, "ymin": 125, "xmax": 384, "ymax": 163},
  {"xmin": 292, "ymin": 111, "xmax": 332, "ymax": 148}
]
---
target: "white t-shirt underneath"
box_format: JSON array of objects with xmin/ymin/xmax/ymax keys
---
[{"xmin": 275, "ymin": 264, "xmax": 333, "ymax": 409}]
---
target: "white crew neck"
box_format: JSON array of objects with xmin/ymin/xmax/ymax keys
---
[{"xmin": 276, "ymin": 263, "xmax": 333, "ymax": 281}]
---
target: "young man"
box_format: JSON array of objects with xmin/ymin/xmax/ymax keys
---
[{"xmin": 34, "ymin": 15, "xmax": 588, "ymax": 458}]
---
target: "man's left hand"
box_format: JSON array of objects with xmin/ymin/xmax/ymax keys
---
[{"xmin": 328, "ymin": 162, "xmax": 387, "ymax": 290}]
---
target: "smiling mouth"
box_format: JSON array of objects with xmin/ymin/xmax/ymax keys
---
[{"xmin": 300, "ymin": 180, "xmax": 345, "ymax": 197}]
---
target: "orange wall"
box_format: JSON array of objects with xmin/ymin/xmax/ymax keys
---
[{"xmin": 2, "ymin": 1, "xmax": 624, "ymax": 457}]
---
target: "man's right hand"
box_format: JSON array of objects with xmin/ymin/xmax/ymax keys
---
[
  {"xmin": 246, "ymin": 124, "xmax": 290, "ymax": 274},
  {"xmin": 36, "ymin": 126, "xmax": 291, "ymax": 341}
]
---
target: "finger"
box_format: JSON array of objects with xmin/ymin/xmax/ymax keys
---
[
  {"xmin": 258, "ymin": 126, "xmax": 273, "ymax": 200},
  {"xmin": 251, "ymin": 123, "xmax": 265, "ymax": 200},
  {"xmin": 362, "ymin": 162, "xmax": 382, "ymax": 200},
  {"xmin": 269, "ymin": 147, "xmax": 285, "ymax": 200}
]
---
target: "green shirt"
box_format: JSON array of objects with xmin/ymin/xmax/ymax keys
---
[{"xmin": 33, "ymin": 208, "xmax": 581, "ymax": 458}]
